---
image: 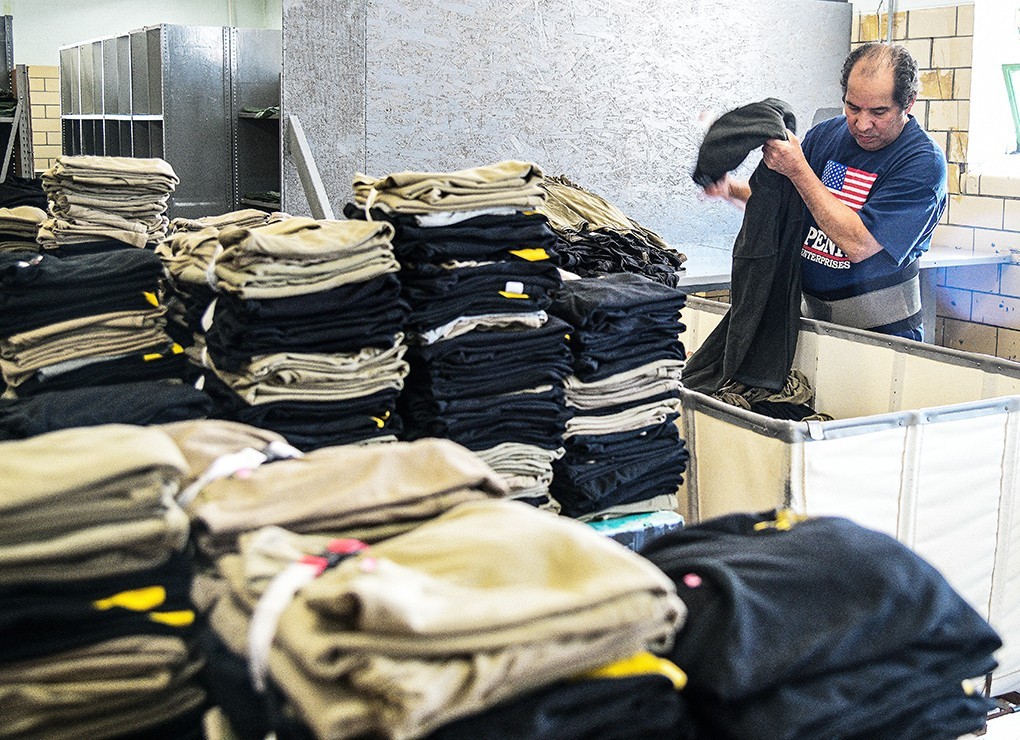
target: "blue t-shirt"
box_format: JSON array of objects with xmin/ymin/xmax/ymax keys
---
[{"xmin": 799, "ymin": 115, "xmax": 947, "ymax": 298}]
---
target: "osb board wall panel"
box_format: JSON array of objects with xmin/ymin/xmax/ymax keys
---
[
  {"xmin": 283, "ymin": 0, "xmax": 850, "ymax": 249},
  {"xmin": 281, "ymin": 0, "xmax": 366, "ymax": 219}
]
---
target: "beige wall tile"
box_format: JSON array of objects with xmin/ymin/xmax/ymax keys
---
[
  {"xmin": 974, "ymin": 227, "xmax": 1020, "ymax": 253},
  {"xmin": 29, "ymin": 77, "xmax": 44, "ymax": 92},
  {"xmin": 31, "ymin": 90, "xmax": 59, "ymax": 107},
  {"xmin": 956, "ymin": 4, "xmax": 975, "ymax": 37},
  {"xmin": 927, "ymin": 128, "xmax": 948, "ymax": 156},
  {"xmin": 32, "ymin": 130, "xmax": 47, "ymax": 147},
  {"xmin": 914, "ymin": 100, "xmax": 931, "ymax": 129},
  {"xmin": 33, "ymin": 118, "xmax": 60, "ymax": 133},
  {"xmin": 34, "ymin": 144, "xmax": 61, "ymax": 159},
  {"xmin": 46, "ymin": 131, "xmax": 63, "ymax": 145},
  {"xmin": 859, "ymin": 12, "xmax": 907, "ymax": 41},
  {"xmin": 859, "ymin": 13, "xmax": 880, "ymax": 42},
  {"xmin": 973, "ymin": 292, "xmax": 1020, "ymax": 330},
  {"xmin": 931, "ymin": 223, "xmax": 975, "ymax": 250},
  {"xmin": 961, "ymin": 170, "xmax": 980, "ymax": 195},
  {"xmin": 996, "ymin": 327, "xmax": 1020, "ymax": 361},
  {"xmin": 901, "ymin": 38, "xmax": 933, "ymax": 68},
  {"xmin": 946, "ymin": 163, "xmax": 961, "ymax": 194},
  {"xmin": 908, "ymin": 6, "xmax": 958, "ymax": 38},
  {"xmin": 978, "ymin": 175, "xmax": 1020, "ymax": 198},
  {"xmin": 889, "ymin": 11, "xmax": 908, "ymax": 39},
  {"xmin": 44, "ymin": 105, "xmax": 61, "ymax": 119},
  {"xmin": 28, "ymin": 65, "xmax": 58, "ymax": 77},
  {"xmin": 942, "ymin": 317, "xmax": 998, "ymax": 354},
  {"xmin": 918, "ymin": 69, "xmax": 954, "ymax": 100},
  {"xmin": 1000, "ymin": 264, "xmax": 1020, "ymax": 298},
  {"xmin": 927, "ymin": 100, "xmax": 969, "ymax": 130},
  {"xmin": 44, "ymin": 78, "xmax": 60, "ymax": 93},
  {"xmin": 948, "ymin": 131, "xmax": 968, "ymax": 163},
  {"xmin": 953, "ymin": 68, "xmax": 971, "ymax": 100},
  {"xmin": 944, "ymin": 263, "xmax": 1000, "ymax": 292},
  {"xmin": 1004, "ymin": 199, "xmax": 1020, "ymax": 231},
  {"xmin": 948, "ymin": 194, "xmax": 1004, "ymax": 229},
  {"xmin": 935, "ymin": 285, "xmax": 972, "ymax": 320},
  {"xmin": 932, "ymin": 36, "xmax": 973, "ymax": 68}
]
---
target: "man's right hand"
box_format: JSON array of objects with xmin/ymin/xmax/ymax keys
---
[{"xmin": 702, "ymin": 174, "xmax": 751, "ymax": 210}]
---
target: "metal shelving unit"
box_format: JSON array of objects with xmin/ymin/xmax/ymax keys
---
[
  {"xmin": 232, "ymin": 27, "xmax": 281, "ymax": 212},
  {"xmin": 59, "ymin": 24, "xmax": 280, "ymax": 219},
  {"xmin": 0, "ymin": 16, "xmax": 33, "ymax": 181}
]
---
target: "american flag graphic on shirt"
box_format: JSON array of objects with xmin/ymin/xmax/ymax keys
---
[{"xmin": 821, "ymin": 160, "xmax": 877, "ymax": 211}]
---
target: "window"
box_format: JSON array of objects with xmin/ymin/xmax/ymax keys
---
[{"xmin": 1002, "ymin": 63, "xmax": 1020, "ymax": 155}]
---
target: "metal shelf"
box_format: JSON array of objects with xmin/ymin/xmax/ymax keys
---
[
  {"xmin": 239, "ymin": 196, "xmax": 280, "ymax": 210},
  {"xmin": 0, "ymin": 18, "xmax": 33, "ymax": 180},
  {"xmin": 238, "ymin": 110, "xmax": 279, "ymax": 120},
  {"xmin": 59, "ymin": 25, "xmax": 281, "ymax": 218},
  {"xmin": 230, "ymin": 27, "xmax": 281, "ymax": 215}
]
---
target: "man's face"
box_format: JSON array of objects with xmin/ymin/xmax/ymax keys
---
[{"xmin": 843, "ymin": 62, "xmax": 913, "ymax": 151}]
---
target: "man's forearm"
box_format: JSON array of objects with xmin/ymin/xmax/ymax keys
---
[
  {"xmin": 727, "ymin": 178, "xmax": 752, "ymax": 204},
  {"xmin": 788, "ymin": 169, "xmax": 883, "ymax": 263}
]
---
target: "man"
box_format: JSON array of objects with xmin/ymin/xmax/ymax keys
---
[{"xmin": 705, "ymin": 42, "xmax": 947, "ymax": 340}]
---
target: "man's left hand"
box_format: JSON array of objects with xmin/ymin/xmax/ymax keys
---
[{"xmin": 761, "ymin": 130, "xmax": 809, "ymax": 180}]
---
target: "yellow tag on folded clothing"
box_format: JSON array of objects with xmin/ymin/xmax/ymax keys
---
[
  {"xmin": 93, "ymin": 585, "xmax": 166, "ymax": 612},
  {"xmin": 574, "ymin": 651, "xmax": 688, "ymax": 690},
  {"xmin": 149, "ymin": 610, "xmax": 196, "ymax": 627},
  {"xmin": 508, "ymin": 248, "xmax": 550, "ymax": 262}
]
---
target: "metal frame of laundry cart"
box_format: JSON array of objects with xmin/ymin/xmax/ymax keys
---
[{"xmin": 679, "ymin": 295, "xmax": 1020, "ymax": 694}]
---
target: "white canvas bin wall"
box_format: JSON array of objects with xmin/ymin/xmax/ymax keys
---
[{"xmin": 679, "ymin": 296, "xmax": 1020, "ymax": 692}]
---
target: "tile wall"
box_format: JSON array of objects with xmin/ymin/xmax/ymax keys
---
[
  {"xmin": 27, "ymin": 64, "xmax": 59, "ymax": 175},
  {"xmin": 857, "ymin": 4, "xmax": 1020, "ymax": 358}
]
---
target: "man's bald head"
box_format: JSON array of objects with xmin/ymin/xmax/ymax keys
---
[{"xmin": 840, "ymin": 42, "xmax": 919, "ymax": 112}]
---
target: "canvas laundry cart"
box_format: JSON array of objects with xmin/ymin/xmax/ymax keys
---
[{"xmin": 678, "ymin": 295, "xmax": 1020, "ymax": 693}]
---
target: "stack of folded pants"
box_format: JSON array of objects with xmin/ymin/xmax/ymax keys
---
[
  {"xmin": 203, "ymin": 498, "xmax": 686, "ymax": 739},
  {"xmin": 156, "ymin": 212, "xmax": 292, "ymax": 358},
  {"xmin": 0, "ymin": 206, "xmax": 46, "ymax": 254},
  {"xmin": 640, "ymin": 509, "xmax": 1002, "ymax": 740},
  {"xmin": 180, "ymin": 436, "xmax": 508, "ymax": 557},
  {"xmin": 0, "ymin": 425, "xmax": 207, "ymax": 739},
  {"xmin": 536, "ymin": 174, "xmax": 687, "ymax": 287},
  {"xmin": 168, "ymin": 207, "xmax": 289, "ymax": 234},
  {"xmin": 196, "ymin": 216, "xmax": 410, "ymax": 450},
  {"xmin": 0, "ymin": 174, "xmax": 47, "ymax": 210},
  {"xmin": 38, "ymin": 155, "xmax": 180, "ymax": 251},
  {"xmin": 154, "ymin": 226, "xmax": 222, "ymax": 352},
  {"xmin": 347, "ymin": 161, "xmax": 573, "ymax": 510},
  {"xmin": 422, "ymin": 654, "xmax": 695, "ymax": 740},
  {"xmin": 0, "ymin": 249, "xmax": 189, "ymax": 397},
  {"xmin": 352, "ymin": 160, "xmax": 547, "ymax": 215},
  {"xmin": 548, "ymin": 272, "xmax": 690, "ymax": 519},
  {"xmin": 0, "ymin": 379, "xmax": 213, "ymax": 439}
]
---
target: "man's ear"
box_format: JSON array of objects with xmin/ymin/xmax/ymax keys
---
[{"xmin": 903, "ymin": 96, "xmax": 917, "ymax": 115}]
